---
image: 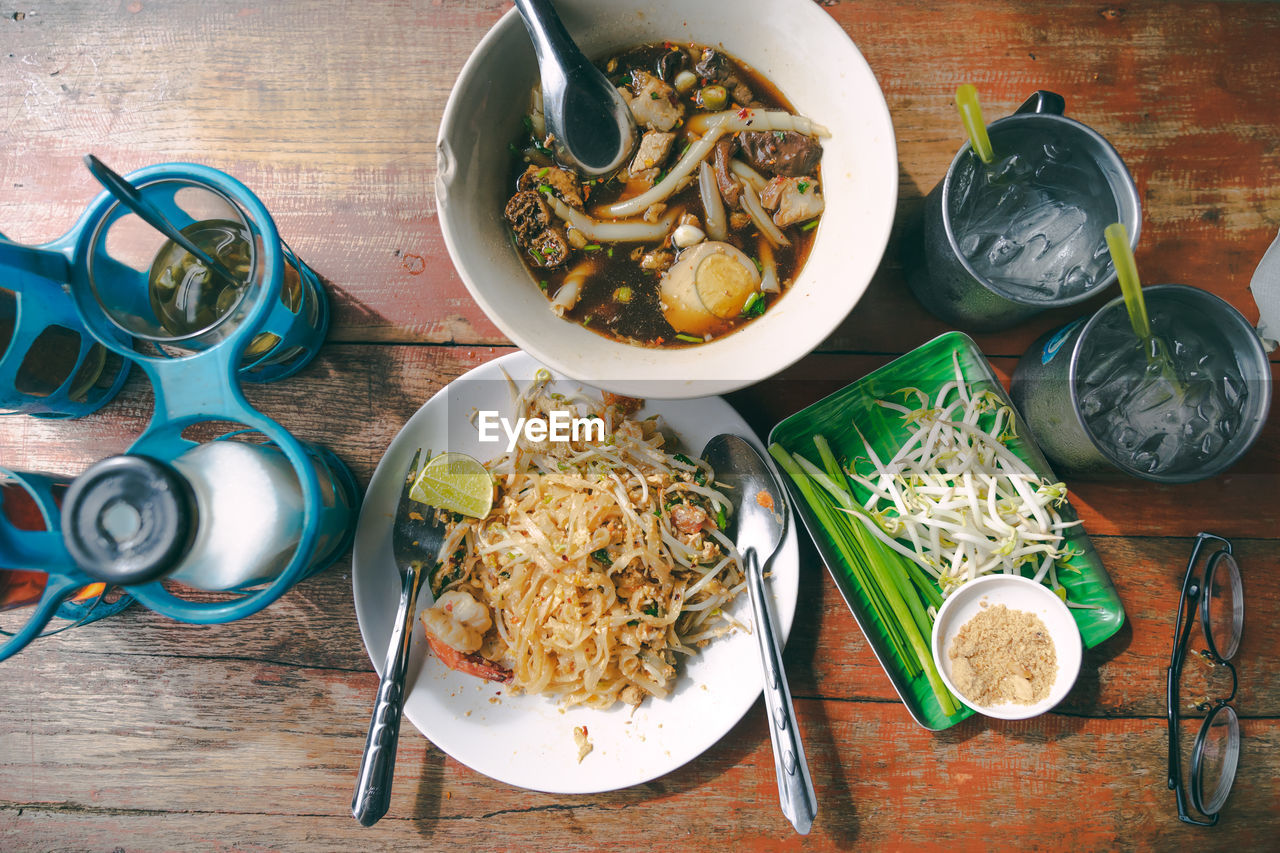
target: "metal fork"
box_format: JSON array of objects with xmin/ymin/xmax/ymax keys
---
[{"xmin": 352, "ymin": 449, "xmax": 446, "ymax": 827}]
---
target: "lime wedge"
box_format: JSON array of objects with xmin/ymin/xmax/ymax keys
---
[{"xmin": 409, "ymin": 452, "xmax": 494, "ymax": 518}]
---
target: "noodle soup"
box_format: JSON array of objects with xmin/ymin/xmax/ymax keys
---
[{"xmin": 504, "ymin": 42, "xmax": 826, "ymax": 347}]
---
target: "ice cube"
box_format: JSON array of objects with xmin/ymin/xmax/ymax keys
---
[{"xmin": 986, "ymin": 236, "xmax": 1024, "ymax": 267}]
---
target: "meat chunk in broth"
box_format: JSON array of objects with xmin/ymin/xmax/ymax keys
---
[
  {"xmin": 504, "ymin": 190, "xmax": 552, "ymax": 245},
  {"xmin": 739, "ymin": 131, "xmax": 824, "ymax": 178},
  {"xmin": 623, "ymin": 70, "xmax": 683, "ymax": 132},
  {"xmin": 693, "ymin": 48, "xmax": 754, "ymax": 105},
  {"xmin": 516, "ymin": 164, "xmax": 584, "ymax": 209},
  {"xmin": 712, "ymin": 137, "xmax": 742, "ymax": 207},
  {"xmin": 629, "ymin": 130, "xmax": 677, "ymax": 184},
  {"xmin": 760, "ymin": 176, "xmax": 825, "ymax": 228}
]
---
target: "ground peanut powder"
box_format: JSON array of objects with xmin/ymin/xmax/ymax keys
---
[{"xmin": 948, "ymin": 603, "xmax": 1057, "ymax": 706}]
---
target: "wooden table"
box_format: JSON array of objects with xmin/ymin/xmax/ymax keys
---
[{"xmin": 3, "ymin": 1, "xmax": 1278, "ymax": 849}]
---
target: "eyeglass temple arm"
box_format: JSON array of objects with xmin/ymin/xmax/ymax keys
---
[
  {"xmin": 1196, "ymin": 531, "xmax": 1232, "ymax": 553},
  {"xmin": 1167, "ymin": 604, "xmax": 1220, "ymax": 826},
  {"xmin": 1167, "ymin": 535, "xmax": 1211, "ymax": 788}
]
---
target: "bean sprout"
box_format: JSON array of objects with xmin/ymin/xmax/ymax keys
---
[{"xmin": 844, "ymin": 353, "xmax": 1083, "ymax": 600}]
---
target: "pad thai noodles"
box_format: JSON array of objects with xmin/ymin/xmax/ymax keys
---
[{"xmin": 420, "ymin": 371, "xmax": 748, "ymax": 709}]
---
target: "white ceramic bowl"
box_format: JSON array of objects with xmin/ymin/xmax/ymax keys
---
[
  {"xmin": 435, "ymin": 0, "xmax": 898, "ymax": 398},
  {"xmin": 932, "ymin": 574, "xmax": 1083, "ymax": 720}
]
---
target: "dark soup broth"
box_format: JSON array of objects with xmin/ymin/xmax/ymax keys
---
[{"xmin": 504, "ymin": 41, "xmax": 825, "ymax": 347}]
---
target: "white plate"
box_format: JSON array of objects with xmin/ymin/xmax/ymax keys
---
[{"xmin": 352, "ymin": 351, "xmax": 800, "ymax": 793}]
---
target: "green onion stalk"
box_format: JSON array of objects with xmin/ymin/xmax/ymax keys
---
[{"xmin": 770, "ymin": 439, "xmax": 959, "ymax": 719}]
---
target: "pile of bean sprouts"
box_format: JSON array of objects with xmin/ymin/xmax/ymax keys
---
[{"xmin": 844, "ymin": 355, "xmax": 1083, "ymax": 602}]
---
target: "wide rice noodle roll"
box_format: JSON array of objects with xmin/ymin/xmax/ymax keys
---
[
  {"xmin": 551, "ymin": 259, "xmax": 595, "ymax": 316},
  {"xmin": 759, "ymin": 240, "xmax": 780, "ymax": 293},
  {"xmin": 698, "ymin": 161, "xmax": 728, "ymax": 242},
  {"xmin": 738, "ymin": 182, "xmax": 790, "ymax": 248},
  {"xmin": 544, "ymin": 193, "xmax": 677, "ymax": 242},
  {"xmin": 728, "ymin": 159, "xmax": 768, "ymax": 195}
]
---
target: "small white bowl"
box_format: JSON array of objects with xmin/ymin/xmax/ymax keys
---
[
  {"xmin": 932, "ymin": 574, "xmax": 1083, "ymax": 720},
  {"xmin": 435, "ymin": 0, "xmax": 898, "ymax": 398}
]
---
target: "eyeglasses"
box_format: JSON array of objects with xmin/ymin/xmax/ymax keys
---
[{"xmin": 1166, "ymin": 532, "xmax": 1243, "ymax": 826}]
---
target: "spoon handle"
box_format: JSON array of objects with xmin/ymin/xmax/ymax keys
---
[
  {"xmin": 512, "ymin": 0, "xmax": 590, "ymax": 70},
  {"xmin": 82, "ymin": 154, "xmax": 240, "ymax": 284},
  {"xmin": 351, "ymin": 561, "xmax": 424, "ymax": 826},
  {"xmin": 745, "ymin": 545, "xmax": 818, "ymax": 835}
]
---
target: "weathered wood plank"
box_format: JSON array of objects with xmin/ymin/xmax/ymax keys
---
[
  {"xmin": 3, "ymin": 695, "xmax": 1277, "ymax": 851},
  {"xmin": 7, "ymin": 533, "xmax": 1276, "ymax": 718}
]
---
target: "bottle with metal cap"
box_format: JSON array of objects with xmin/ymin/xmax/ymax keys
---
[{"xmin": 62, "ymin": 439, "xmax": 354, "ymax": 592}]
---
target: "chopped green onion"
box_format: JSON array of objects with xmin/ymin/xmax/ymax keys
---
[
  {"xmin": 802, "ymin": 220, "xmax": 820, "ymax": 231},
  {"xmin": 613, "ymin": 286, "xmax": 632, "ymax": 303},
  {"xmin": 538, "ymin": 280, "xmax": 548, "ymax": 291},
  {"xmin": 583, "ymin": 244, "xmax": 602, "ymax": 251},
  {"xmin": 740, "ymin": 292, "xmax": 765, "ymax": 317},
  {"xmin": 675, "ymin": 333, "xmax": 703, "ymax": 343}
]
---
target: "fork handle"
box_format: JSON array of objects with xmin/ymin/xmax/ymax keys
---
[
  {"xmin": 746, "ymin": 545, "xmax": 818, "ymax": 835},
  {"xmin": 352, "ymin": 561, "xmax": 424, "ymax": 826}
]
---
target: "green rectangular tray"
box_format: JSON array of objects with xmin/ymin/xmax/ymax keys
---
[{"xmin": 769, "ymin": 331, "xmax": 1126, "ymax": 730}]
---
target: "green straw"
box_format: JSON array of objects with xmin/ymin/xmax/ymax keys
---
[
  {"xmin": 1104, "ymin": 222, "xmax": 1151, "ymax": 341},
  {"xmin": 956, "ymin": 84, "xmax": 995, "ymax": 165},
  {"xmin": 1104, "ymin": 222, "xmax": 1182, "ymax": 388}
]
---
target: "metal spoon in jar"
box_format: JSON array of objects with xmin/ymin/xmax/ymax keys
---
[
  {"xmin": 512, "ymin": 0, "xmax": 638, "ymax": 177},
  {"xmin": 701, "ymin": 433, "xmax": 818, "ymax": 835},
  {"xmin": 82, "ymin": 154, "xmax": 241, "ymax": 285}
]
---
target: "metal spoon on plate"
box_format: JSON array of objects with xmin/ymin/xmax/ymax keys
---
[
  {"xmin": 512, "ymin": 0, "xmax": 638, "ymax": 176},
  {"xmin": 701, "ymin": 433, "xmax": 818, "ymax": 835}
]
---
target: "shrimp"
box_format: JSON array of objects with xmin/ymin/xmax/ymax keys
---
[
  {"xmin": 421, "ymin": 590, "xmax": 490, "ymax": 652},
  {"xmin": 420, "ymin": 590, "xmax": 512, "ymax": 683}
]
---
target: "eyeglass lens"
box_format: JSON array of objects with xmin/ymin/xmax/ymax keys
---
[
  {"xmin": 1193, "ymin": 703, "xmax": 1241, "ymax": 815},
  {"xmin": 1204, "ymin": 552, "xmax": 1243, "ymax": 661}
]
